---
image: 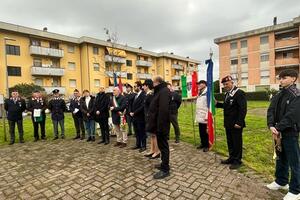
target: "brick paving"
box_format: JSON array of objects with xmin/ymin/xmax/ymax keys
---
[{"xmin": 0, "ymin": 136, "xmax": 283, "ymax": 200}]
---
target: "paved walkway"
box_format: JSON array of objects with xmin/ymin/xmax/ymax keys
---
[{"xmin": 0, "ymin": 137, "xmax": 283, "ymax": 200}]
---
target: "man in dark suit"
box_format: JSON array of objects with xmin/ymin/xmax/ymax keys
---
[
  {"xmin": 216, "ymin": 75, "xmax": 247, "ymax": 170},
  {"xmin": 80, "ymin": 90, "xmax": 96, "ymax": 142},
  {"xmin": 147, "ymin": 76, "xmax": 171, "ymax": 179},
  {"xmin": 48, "ymin": 89, "xmax": 67, "ymax": 140},
  {"xmin": 4, "ymin": 90, "xmax": 26, "ymax": 145},
  {"xmin": 124, "ymin": 84, "xmax": 136, "ymax": 136},
  {"xmin": 95, "ymin": 86, "xmax": 110, "ymax": 145},
  {"xmin": 27, "ymin": 90, "xmax": 47, "ymax": 141},
  {"xmin": 69, "ymin": 89, "xmax": 85, "ymax": 140},
  {"xmin": 130, "ymin": 81, "xmax": 147, "ymax": 152}
]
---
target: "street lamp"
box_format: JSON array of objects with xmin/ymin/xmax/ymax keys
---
[{"xmin": 4, "ymin": 37, "xmax": 16, "ymax": 98}]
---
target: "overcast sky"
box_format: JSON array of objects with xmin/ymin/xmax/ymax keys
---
[{"xmin": 0, "ymin": 0, "xmax": 299, "ymax": 80}]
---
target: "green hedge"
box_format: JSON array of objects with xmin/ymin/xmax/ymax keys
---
[{"xmin": 215, "ymin": 91, "xmax": 270, "ymax": 101}]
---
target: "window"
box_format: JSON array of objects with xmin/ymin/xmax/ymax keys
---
[
  {"xmin": 93, "ymin": 47, "xmax": 99, "ymax": 55},
  {"xmin": 241, "ymin": 40, "xmax": 247, "ymax": 48},
  {"xmin": 94, "ymin": 79, "xmax": 100, "ymax": 87},
  {"xmin": 51, "ymin": 59, "xmax": 60, "ymax": 67},
  {"xmin": 34, "ymin": 78, "xmax": 43, "ymax": 86},
  {"xmin": 241, "ymin": 72, "xmax": 248, "ymax": 79},
  {"xmin": 31, "ymin": 39, "xmax": 41, "ymax": 46},
  {"xmin": 230, "ymin": 59, "xmax": 238, "ymax": 65},
  {"xmin": 260, "ymin": 54, "xmax": 269, "ymax": 62},
  {"xmin": 126, "ymin": 60, "xmax": 132, "ymax": 66},
  {"xmin": 137, "ymin": 68, "xmax": 141, "ymax": 73},
  {"xmin": 7, "ymin": 66, "xmax": 21, "ymax": 76},
  {"xmin": 127, "ymin": 73, "xmax": 133, "ymax": 80},
  {"xmin": 152, "ymin": 69, "xmax": 155, "ymax": 75},
  {"xmin": 260, "ymin": 35, "xmax": 269, "ymax": 45},
  {"xmin": 49, "ymin": 42, "xmax": 59, "ymax": 49},
  {"xmin": 166, "ymin": 70, "xmax": 169, "ymax": 76},
  {"xmin": 116, "ymin": 64, "xmax": 121, "ymax": 72},
  {"xmin": 33, "ymin": 58, "xmax": 42, "ymax": 67},
  {"xmin": 52, "ymin": 77, "xmax": 61, "ymax": 86},
  {"xmin": 68, "ymin": 45, "xmax": 75, "ymax": 53},
  {"xmin": 283, "ymin": 52, "xmax": 294, "ymax": 58},
  {"xmin": 93, "ymin": 63, "xmax": 100, "ymax": 71},
  {"xmin": 6, "ymin": 45, "xmax": 20, "ymax": 56},
  {"xmin": 241, "ymin": 57, "xmax": 248, "ymax": 64},
  {"xmin": 68, "ymin": 62, "xmax": 76, "ymax": 70},
  {"xmin": 260, "ymin": 70, "xmax": 270, "ymax": 78},
  {"xmin": 145, "ymin": 68, "xmax": 149, "ymax": 74},
  {"xmin": 69, "ymin": 79, "xmax": 76, "ymax": 88},
  {"xmin": 230, "ymin": 42, "xmax": 237, "ymax": 50}
]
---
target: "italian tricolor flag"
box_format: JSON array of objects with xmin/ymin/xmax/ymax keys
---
[
  {"xmin": 181, "ymin": 71, "xmax": 198, "ymax": 98},
  {"xmin": 206, "ymin": 59, "xmax": 215, "ymax": 149}
]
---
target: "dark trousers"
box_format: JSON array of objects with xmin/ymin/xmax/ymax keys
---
[
  {"xmin": 33, "ymin": 119, "xmax": 46, "ymax": 139},
  {"xmin": 170, "ymin": 113, "xmax": 180, "ymax": 140},
  {"xmin": 275, "ymin": 136, "xmax": 300, "ymax": 194},
  {"xmin": 225, "ymin": 128, "xmax": 243, "ymax": 164},
  {"xmin": 126, "ymin": 114, "xmax": 133, "ymax": 134},
  {"xmin": 157, "ymin": 132, "xmax": 170, "ymax": 172},
  {"xmin": 53, "ymin": 120, "xmax": 65, "ymax": 137},
  {"xmin": 73, "ymin": 116, "xmax": 85, "ymax": 137},
  {"xmin": 199, "ymin": 123, "xmax": 209, "ymax": 148},
  {"xmin": 8, "ymin": 120, "xmax": 24, "ymax": 142},
  {"xmin": 99, "ymin": 117, "xmax": 110, "ymax": 143},
  {"xmin": 133, "ymin": 120, "xmax": 146, "ymax": 148}
]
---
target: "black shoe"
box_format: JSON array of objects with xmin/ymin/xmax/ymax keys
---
[
  {"xmin": 34, "ymin": 138, "xmax": 39, "ymax": 142},
  {"xmin": 73, "ymin": 136, "xmax": 80, "ymax": 140},
  {"xmin": 61, "ymin": 135, "xmax": 65, "ymax": 139},
  {"xmin": 41, "ymin": 137, "xmax": 46, "ymax": 140},
  {"xmin": 197, "ymin": 145, "xmax": 204, "ymax": 149},
  {"xmin": 9, "ymin": 141, "xmax": 14, "ymax": 145},
  {"xmin": 229, "ymin": 163, "xmax": 241, "ymax": 170},
  {"xmin": 104, "ymin": 142, "xmax": 109, "ymax": 145},
  {"xmin": 91, "ymin": 137, "xmax": 95, "ymax": 142},
  {"xmin": 149, "ymin": 154, "xmax": 160, "ymax": 159},
  {"xmin": 221, "ymin": 159, "xmax": 232, "ymax": 165},
  {"xmin": 53, "ymin": 136, "xmax": 59, "ymax": 140},
  {"xmin": 80, "ymin": 136, "xmax": 85, "ymax": 140},
  {"xmin": 175, "ymin": 139, "xmax": 180, "ymax": 143},
  {"xmin": 131, "ymin": 146, "xmax": 140, "ymax": 150},
  {"xmin": 203, "ymin": 148, "xmax": 209, "ymax": 152},
  {"xmin": 20, "ymin": 139, "xmax": 25, "ymax": 143},
  {"xmin": 144, "ymin": 153, "xmax": 154, "ymax": 158},
  {"xmin": 154, "ymin": 164, "xmax": 161, "ymax": 170},
  {"xmin": 110, "ymin": 135, "xmax": 117, "ymax": 137},
  {"xmin": 153, "ymin": 171, "xmax": 170, "ymax": 179},
  {"xmin": 139, "ymin": 147, "xmax": 146, "ymax": 153},
  {"xmin": 86, "ymin": 137, "xmax": 92, "ymax": 142},
  {"xmin": 98, "ymin": 140, "xmax": 105, "ymax": 144},
  {"xmin": 128, "ymin": 133, "xmax": 133, "ymax": 136}
]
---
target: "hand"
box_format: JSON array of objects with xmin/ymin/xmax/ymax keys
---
[
  {"xmin": 73, "ymin": 111, "xmax": 76, "ymax": 114},
  {"xmin": 96, "ymin": 111, "xmax": 100, "ymax": 115},
  {"xmin": 130, "ymin": 112, "xmax": 134, "ymax": 117},
  {"xmin": 234, "ymin": 124, "xmax": 241, "ymax": 129},
  {"xmin": 87, "ymin": 113, "xmax": 90, "ymax": 117},
  {"xmin": 110, "ymin": 107, "xmax": 114, "ymax": 111},
  {"xmin": 270, "ymin": 127, "xmax": 279, "ymax": 135}
]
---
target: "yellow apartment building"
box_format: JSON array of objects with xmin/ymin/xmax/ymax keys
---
[
  {"xmin": 214, "ymin": 16, "xmax": 300, "ymax": 91},
  {"xmin": 0, "ymin": 21, "xmax": 200, "ymax": 97}
]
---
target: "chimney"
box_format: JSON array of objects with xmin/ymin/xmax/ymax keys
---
[
  {"xmin": 186, "ymin": 56, "xmax": 190, "ymax": 58},
  {"xmin": 43, "ymin": 27, "xmax": 48, "ymax": 32},
  {"xmin": 273, "ymin": 17, "xmax": 277, "ymax": 25},
  {"xmin": 139, "ymin": 47, "xmax": 142, "ymax": 49},
  {"xmin": 170, "ymin": 52, "xmax": 174, "ymax": 55}
]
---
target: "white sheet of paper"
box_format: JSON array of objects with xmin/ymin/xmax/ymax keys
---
[
  {"xmin": 74, "ymin": 108, "xmax": 79, "ymax": 113},
  {"xmin": 33, "ymin": 109, "xmax": 41, "ymax": 117}
]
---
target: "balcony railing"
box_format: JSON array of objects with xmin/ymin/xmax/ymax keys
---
[
  {"xmin": 275, "ymin": 37, "xmax": 299, "ymax": 49},
  {"xmin": 31, "ymin": 66, "xmax": 65, "ymax": 76},
  {"xmin": 105, "ymin": 55, "xmax": 126, "ymax": 64},
  {"xmin": 136, "ymin": 73, "xmax": 152, "ymax": 79},
  {"xmin": 105, "ymin": 71, "xmax": 127, "ymax": 78},
  {"xmin": 136, "ymin": 60, "xmax": 152, "ymax": 67},
  {"xmin": 30, "ymin": 45, "xmax": 64, "ymax": 58},
  {"xmin": 275, "ymin": 58, "xmax": 299, "ymax": 67},
  {"xmin": 44, "ymin": 86, "xmax": 66, "ymax": 94},
  {"xmin": 172, "ymin": 64, "xmax": 184, "ymax": 70},
  {"xmin": 172, "ymin": 75, "xmax": 181, "ymax": 81}
]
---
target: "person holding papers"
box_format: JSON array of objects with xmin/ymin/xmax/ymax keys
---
[{"xmin": 69, "ymin": 89, "xmax": 85, "ymax": 140}]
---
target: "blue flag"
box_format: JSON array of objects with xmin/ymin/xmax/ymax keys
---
[{"xmin": 113, "ymin": 73, "xmax": 118, "ymax": 87}]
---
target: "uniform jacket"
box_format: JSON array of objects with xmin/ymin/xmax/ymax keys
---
[
  {"xmin": 80, "ymin": 96, "xmax": 95, "ymax": 121},
  {"xmin": 94, "ymin": 92, "xmax": 110, "ymax": 122},
  {"xmin": 131, "ymin": 91, "xmax": 146, "ymax": 122},
  {"xmin": 27, "ymin": 97, "xmax": 47, "ymax": 120},
  {"xmin": 4, "ymin": 97, "xmax": 26, "ymax": 121},
  {"xmin": 169, "ymin": 91, "xmax": 182, "ymax": 115},
  {"xmin": 48, "ymin": 97, "xmax": 66, "ymax": 121},
  {"xmin": 124, "ymin": 92, "xmax": 136, "ymax": 115},
  {"xmin": 69, "ymin": 96, "xmax": 83, "ymax": 118},
  {"xmin": 195, "ymin": 88, "xmax": 208, "ymax": 124}
]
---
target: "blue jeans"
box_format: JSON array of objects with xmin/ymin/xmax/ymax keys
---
[
  {"xmin": 84, "ymin": 120, "xmax": 95, "ymax": 138},
  {"xmin": 275, "ymin": 135, "xmax": 300, "ymax": 194}
]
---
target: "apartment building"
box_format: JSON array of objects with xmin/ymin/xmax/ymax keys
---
[
  {"xmin": 0, "ymin": 21, "xmax": 200, "ymax": 97},
  {"xmin": 214, "ymin": 16, "xmax": 300, "ymax": 91}
]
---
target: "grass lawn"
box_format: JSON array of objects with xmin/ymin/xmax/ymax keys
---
[{"xmin": 0, "ymin": 101, "xmax": 276, "ymax": 179}]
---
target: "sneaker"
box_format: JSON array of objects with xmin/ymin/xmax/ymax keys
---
[
  {"xmin": 266, "ymin": 181, "xmax": 289, "ymax": 191},
  {"xmin": 283, "ymin": 192, "xmax": 300, "ymax": 200}
]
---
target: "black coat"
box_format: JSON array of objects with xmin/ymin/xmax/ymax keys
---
[
  {"xmin": 144, "ymin": 91, "xmax": 154, "ymax": 130},
  {"xmin": 169, "ymin": 91, "xmax": 182, "ymax": 114},
  {"xmin": 69, "ymin": 97, "xmax": 83, "ymax": 118},
  {"xmin": 48, "ymin": 98, "xmax": 66, "ymax": 121},
  {"xmin": 110, "ymin": 95, "xmax": 126, "ymax": 125},
  {"xmin": 267, "ymin": 84, "xmax": 300, "ymax": 137},
  {"xmin": 80, "ymin": 96, "xmax": 95, "ymax": 121},
  {"xmin": 94, "ymin": 92, "xmax": 110, "ymax": 122},
  {"xmin": 124, "ymin": 92, "xmax": 136, "ymax": 115},
  {"xmin": 131, "ymin": 91, "xmax": 146, "ymax": 122},
  {"xmin": 4, "ymin": 98, "xmax": 26, "ymax": 121},
  {"xmin": 146, "ymin": 82, "xmax": 171, "ymax": 135},
  {"xmin": 27, "ymin": 97, "xmax": 47, "ymax": 120},
  {"xmin": 216, "ymin": 86, "xmax": 247, "ymax": 129}
]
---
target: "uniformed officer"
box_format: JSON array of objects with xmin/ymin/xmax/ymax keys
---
[
  {"xmin": 69, "ymin": 89, "xmax": 85, "ymax": 140},
  {"xmin": 216, "ymin": 75, "xmax": 247, "ymax": 170},
  {"xmin": 27, "ymin": 90, "xmax": 47, "ymax": 141},
  {"xmin": 48, "ymin": 89, "xmax": 67, "ymax": 140},
  {"xmin": 266, "ymin": 69, "xmax": 300, "ymax": 200},
  {"xmin": 4, "ymin": 90, "xmax": 26, "ymax": 145}
]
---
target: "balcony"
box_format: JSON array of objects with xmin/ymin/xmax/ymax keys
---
[
  {"xmin": 136, "ymin": 60, "xmax": 152, "ymax": 67},
  {"xmin": 275, "ymin": 58, "xmax": 299, "ymax": 67},
  {"xmin": 275, "ymin": 37, "xmax": 299, "ymax": 49},
  {"xmin": 172, "ymin": 64, "xmax": 184, "ymax": 70},
  {"xmin": 105, "ymin": 71, "xmax": 127, "ymax": 78},
  {"xmin": 136, "ymin": 73, "xmax": 152, "ymax": 80},
  {"xmin": 44, "ymin": 86, "xmax": 66, "ymax": 94},
  {"xmin": 172, "ymin": 75, "xmax": 181, "ymax": 81},
  {"xmin": 31, "ymin": 66, "xmax": 64, "ymax": 76},
  {"xmin": 104, "ymin": 55, "xmax": 126, "ymax": 64},
  {"xmin": 30, "ymin": 45, "xmax": 64, "ymax": 58}
]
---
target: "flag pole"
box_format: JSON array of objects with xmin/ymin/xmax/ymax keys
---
[{"xmin": 191, "ymin": 98, "xmax": 196, "ymax": 147}]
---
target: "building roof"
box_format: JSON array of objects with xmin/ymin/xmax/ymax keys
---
[
  {"xmin": 0, "ymin": 21, "xmax": 200, "ymax": 64},
  {"xmin": 214, "ymin": 16, "xmax": 300, "ymax": 44}
]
